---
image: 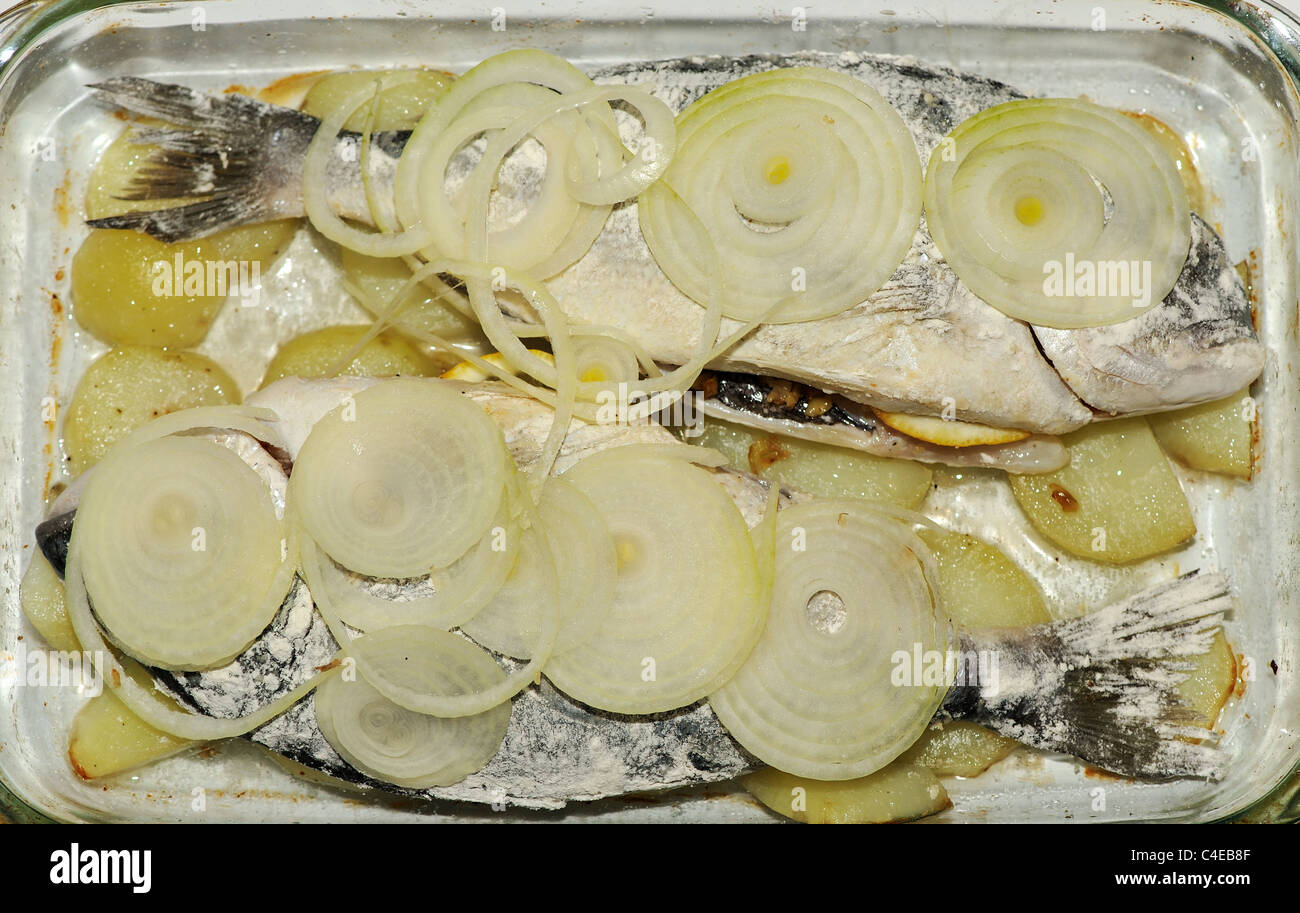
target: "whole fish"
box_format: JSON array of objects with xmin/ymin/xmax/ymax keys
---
[
  {"xmin": 36, "ymin": 377, "xmax": 1230, "ymax": 810},
  {"xmin": 85, "ymin": 51, "xmax": 1265, "ymax": 450}
]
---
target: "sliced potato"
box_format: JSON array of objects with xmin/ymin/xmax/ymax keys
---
[
  {"xmin": 902, "ymin": 528, "xmax": 1052, "ymax": 775},
  {"xmin": 71, "ymin": 222, "xmax": 297, "ymax": 349},
  {"xmin": 1177, "ymin": 630, "xmax": 1237, "ymax": 729},
  {"xmin": 341, "ymin": 248, "xmax": 481, "ymax": 343},
  {"xmin": 742, "ymin": 762, "xmax": 950, "ymax": 824},
  {"xmin": 80, "ymin": 125, "xmax": 298, "ymax": 348},
  {"xmin": 300, "ymin": 68, "xmax": 454, "ymax": 131},
  {"xmin": 1008, "ymin": 417, "xmax": 1195, "ymax": 564},
  {"xmin": 19, "ymin": 552, "xmax": 80, "ymax": 653},
  {"xmin": 68, "ymin": 690, "xmax": 196, "ymax": 780},
  {"xmin": 261, "ymin": 325, "xmax": 440, "ymax": 387},
  {"xmin": 897, "ymin": 721, "xmax": 1017, "ymax": 778},
  {"xmin": 62, "ymin": 345, "xmax": 240, "ymax": 475},
  {"xmin": 442, "ymin": 352, "xmax": 511, "ymax": 382},
  {"xmin": 872, "ymin": 408, "xmax": 1029, "ymax": 447},
  {"xmin": 919, "ymin": 527, "xmax": 1053, "ymax": 628},
  {"xmin": 693, "ymin": 417, "xmax": 933, "ymax": 509},
  {"xmin": 341, "ymin": 248, "xmax": 481, "ymax": 344},
  {"xmin": 1149, "ymin": 388, "xmax": 1255, "ymax": 480}
]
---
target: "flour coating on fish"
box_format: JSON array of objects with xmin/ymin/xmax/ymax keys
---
[
  {"xmin": 252, "ymin": 677, "xmax": 755, "ymax": 811},
  {"xmin": 151, "ymin": 579, "xmax": 337, "ymax": 721},
  {"xmin": 1034, "ymin": 215, "xmax": 1262, "ymax": 414}
]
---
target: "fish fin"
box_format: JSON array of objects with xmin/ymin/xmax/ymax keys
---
[
  {"xmin": 85, "ymin": 78, "xmax": 316, "ymax": 242},
  {"xmin": 86, "ymin": 197, "xmax": 280, "ymax": 245},
  {"xmin": 948, "ymin": 570, "xmax": 1231, "ymax": 781},
  {"xmin": 88, "ymin": 77, "xmax": 302, "ymax": 130}
]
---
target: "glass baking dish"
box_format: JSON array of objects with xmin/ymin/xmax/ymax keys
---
[{"xmin": 1, "ymin": 0, "xmax": 1298, "ymax": 823}]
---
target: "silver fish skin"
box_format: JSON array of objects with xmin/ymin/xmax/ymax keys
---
[
  {"xmin": 38, "ymin": 378, "xmax": 1231, "ymax": 808},
  {"xmin": 86, "ymin": 52, "xmax": 1263, "ymax": 435}
]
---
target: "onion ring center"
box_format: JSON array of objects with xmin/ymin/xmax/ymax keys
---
[
  {"xmin": 351, "ymin": 477, "xmax": 406, "ymax": 531},
  {"xmin": 1014, "ymin": 194, "xmax": 1045, "ymax": 226},
  {"xmin": 805, "ymin": 589, "xmax": 848, "ymax": 635},
  {"xmin": 765, "ymin": 154, "xmax": 792, "ymax": 185}
]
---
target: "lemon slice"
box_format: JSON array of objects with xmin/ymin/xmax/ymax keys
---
[
  {"xmin": 872, "ymin": 408, "xmax": 1030, "ymax": 447},
  {"xmin": 440, "ymin": 349, "xmax": 555, "ymax": 382}
]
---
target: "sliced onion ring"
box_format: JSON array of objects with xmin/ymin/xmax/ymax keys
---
[
  {"xmin": 640, "ymin": 66, "xmax": 922, "ymax": 323},
  {"xmin": 303, "ymin": 83, "xmax": 435, "ymax": 258},
  {"xmin": 395, "ymin": 49, "xmax": 634, "ymax": 278},
  {"xmin": 314, "ymin": 662, "xmax": 510, "ymax": 788},
  {"xmin": 75, "ymin": 435, "xmax": 291, "ymax": 670},
  {"xmin": 462, "ymin": 476, "xmax": 617, "ymax": 659},
  {"xmin": 571, "ymin": 334, "xmax": 642, "ymax": 388},
  {"xmin": 543, "ymin": 446, "xmax": 765, "ymax": 714},
  {"xmin": 409, "ymin": 81, "xmax": 621, "ymax": 278},
  {"xmin": 923, "ymin": 97, "xmax": 1191, "ymax": 328},
  {"xmin": 290, "ymin": 378, "xmax": 512, "ymax": 577},
  {"xmin": 434, "ymin": 68, "xmax": 722, "ymax": 411},
  {"xmin": 113, "ymin": 404, "xmax": 285, "ymax": 452},
  {"xmin": 449, "ymin": 82, "xmax": 677, "ymax": 216},
  {"xmin": 349, "ymin": 625, "xmax": 545, "ymax": 719},
  {"xmin": 458, "ymin": 518, "xmax": 560, "ymax": 661},
  {"xmin": 297, "ymin": 494, "xmax": 520, "ymax": 636},
  {"xmin": 63, "ymin": 542, "xmax": 321, "ymax": 741},
  {"xmin": 709, "ymin": 499, "xmax": 952, "ymax": 781}
]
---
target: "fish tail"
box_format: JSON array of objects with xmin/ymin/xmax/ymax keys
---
[
  {"xmin": 942, "ymin": 570, "xmax": 1231, "ymax": 781},
  {"xmin": 84, "ymin": 78, "xmax": 317, "ymax": 242}
]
